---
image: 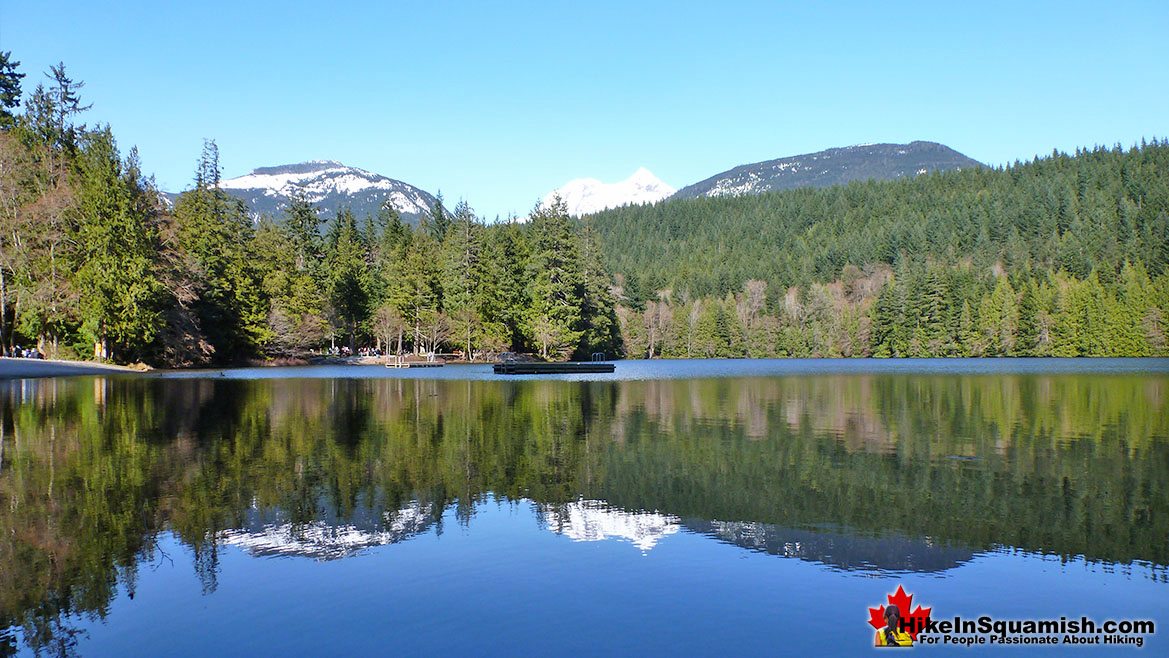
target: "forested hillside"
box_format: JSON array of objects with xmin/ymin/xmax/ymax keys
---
[
  {"xmin": 0, "ymin": 55, "xmax": 619, "ymax": 365},
  {"xmin": 2, "ymin": 51, "xmax": 1166, "ymax": 365},
  {"xmin": 591, "ymin": 142, "xmax": 1169, "ymax": 358}
]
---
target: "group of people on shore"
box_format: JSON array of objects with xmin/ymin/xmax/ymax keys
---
[{"xmin": 3, "ymin": 346, "xmax": 45, "ymax": 359}]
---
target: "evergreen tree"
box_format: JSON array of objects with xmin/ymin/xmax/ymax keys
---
[
  {"xmin": 524, "ymin": 198, "xmax": 583, "ymax": 359},
  {"xmin": 73, "ymin": 127, "xmax": 165, "ymax": 361},
  {"xmin": 425, "ymin": 192, "xmax": 451, "ymax": 243},
  {"xmin": 391, "ymin": 232, "xmax": 441, "ymax": 354},
  {"xmin": 979, "ymin": 276, "xmax": 1018, "ymax": 356},
  {"xmin": 324, "ymin": 208, "xmax": 370, "ymax": 352},
  {"xmin": 441, "ymin": 200, "xmax": 483, "ymax": 358},
  {"xmin": 0, "ymin": 51, "xmax": 24, "ymax": 130},
  {"xmin": 252, "ymin": 217, "xmax": 328, "ymax": 355},
  {"xmin": 577, "ymin": 217, "xmax": 620, "ymax": 359},
  {"xmin": 172, "ymin": 140, "xmax": 269, "ymax": 360}
]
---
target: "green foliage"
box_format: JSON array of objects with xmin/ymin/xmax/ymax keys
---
[
  {"xmin": 440, "ymin": 200, "xmax": 484, "ymax": 357},
  {"xmin": 524, "ymin": 198, "xmax": 584, "ymax": 359},
  {"xmin": 0, "ymin": 51, "xmax": 24, "ymax": 129},
  {"xmin": 73, "ymin": 127, "xmax": 165, "ymax": 361},
  {"xmin": 2, "ymin": 51, "xmax": 1165, "ymax": 363},
  {"xmin": 172, "ymin": 140, "xmax": 270, "ymax": 360},
  {"xmin": 324, "ymin": 208, "xmax": 370, "ymax": 351},
  {"xmin": 601, "ymin": 142, "xmax": 1169, "ymax": 358}
]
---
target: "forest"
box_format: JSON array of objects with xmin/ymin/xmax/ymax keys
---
[
  {"xmin": 0, "ymin": 55, "xmax": 619, "ymax": 366},
  {"xmin": 1, "ymin": 51, "xmax": 1167, "ymax": 365},
  {"xmin": 592, "ymin": 139, "xmax": 1169, "ymax": 358}
]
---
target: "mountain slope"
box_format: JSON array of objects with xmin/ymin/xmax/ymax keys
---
[
  {"xmin": 588, "ymin": 142, "xmax": 1168, "ymax": 300},
  {"xmin": 543, "ymin": 167, "xmax": 675, "ymax": 216},
  {"xmin": 672, "ymin": 141, "xmax": 982, "ymax": 200},
  {"xmin": 212, "ymin": 160, "xmax": 439, "ymax": 224}
]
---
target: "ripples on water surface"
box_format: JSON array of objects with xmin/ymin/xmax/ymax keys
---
[{"xmin": 1, "ymin": 359, "xmax": 1167, "ymax": 655}]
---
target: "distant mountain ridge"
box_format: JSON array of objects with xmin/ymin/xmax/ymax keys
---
[
  {"xmin": 173, "ymin": 160, "xmax": 440, "ymax": 225},
  {"xmin": 543, "ymin": 167, "xmax": 675, "ymax": 216},
  {"xmin": 672, "ymin": 141, "xmax": 982, "ymax": 200}
]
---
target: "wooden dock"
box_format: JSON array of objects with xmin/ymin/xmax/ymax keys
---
[
  {"xmin": 386, "ymin": 355, "xmax": 445, "ymax": 368},
  {"xmin": 493, "ymin": 361, "xmax": 615, "ymax": 375}
]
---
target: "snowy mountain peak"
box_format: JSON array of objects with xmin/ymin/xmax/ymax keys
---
[
  {"xmin": 213, "ymin": 160, "xmax": 439, "ymax": 224},
  {"xmin": 672, "ymin": 141, "xmax": 982, "ymax": 200},
  {"xmin": 543, "ymin": 168, "xmax": 675, "ymax": 216}
]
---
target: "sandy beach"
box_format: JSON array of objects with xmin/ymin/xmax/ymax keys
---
[{"xmin": 0, "ymin": 357, "xmax": 143, "ymax": 379}]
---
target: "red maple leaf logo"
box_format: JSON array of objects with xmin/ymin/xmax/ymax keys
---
[{"xmin": 867, "ymin": 584, "xmax": 933, "ymax": 641}]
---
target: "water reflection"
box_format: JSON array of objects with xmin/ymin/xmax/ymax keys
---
[
  {"xmin": 540, "ymin": 500, "xmax": 680, "ymax": 552},
  {"xmin": 685, "ymin": 520, "xmax": 977, "ymax": 573},
  {"xmin": 1, "ymin": 368, "xmax": 1167, "ymax": 654},
  {"xmin": 220, "ymin": 501, "xmax": 437, "ymax": 561}
]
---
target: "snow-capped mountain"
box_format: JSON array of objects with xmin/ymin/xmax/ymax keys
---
[
  {"xmin": 543, "ymin": 167, "xmax": 675, "ymax": 216},
  {"xmin": 212, "ymin": 160, "xmax": 439, "ymax": 224},
  {"xmin": 672, "ymin": 141, "xmax": 982, "ymax": 200}
]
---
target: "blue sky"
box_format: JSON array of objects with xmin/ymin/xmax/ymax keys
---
[{"xmin": 2, "ymin": 0, "xmax": 1166, "ymax": 219}]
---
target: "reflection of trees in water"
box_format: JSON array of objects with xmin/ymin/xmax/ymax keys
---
[{"xmin": 1, "ymin": 373, "xmax": 1167, "ymax": 655}]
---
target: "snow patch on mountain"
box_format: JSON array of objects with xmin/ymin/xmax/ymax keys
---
[
  {"xmin": 215, "ymin": 160, "xmax": 438, "ymax": 221},
  {"xmin": 543, "ymin": 167, "xmax": 675, "ymax": 216},
  {"xmin": 673, "ymin": 141, "xmax": 983, "ymax": 201}
]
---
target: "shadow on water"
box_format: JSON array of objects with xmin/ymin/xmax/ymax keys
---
[{"xmin": 1, "ymin": 367, "xmax": 1167, "ymax": 654}]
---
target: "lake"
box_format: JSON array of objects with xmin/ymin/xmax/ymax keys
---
[{"xmin": 2, "ymin": 359, "xmax": 1167, "ymax": 656}]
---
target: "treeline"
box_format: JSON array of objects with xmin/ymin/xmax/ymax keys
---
[
  {"xmin": 615, "ymin": 261, "xmax": 1169, "ymax": 358},
  {"xmin": 0, "ymin": 55, "xmax": 619, "ymax": 365},
  {"xmin": 593, "ymin": 141, "xmax": 1169, "ymax": 357}
]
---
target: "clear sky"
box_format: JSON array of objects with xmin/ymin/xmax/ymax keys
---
[{"xmin": 2, "ymin": 0, "xmax": 1166, "ymax": 219}]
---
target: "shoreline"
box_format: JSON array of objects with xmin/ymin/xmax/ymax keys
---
[
  {"xmin": 0, "ymin": 357, "xmax": 146, "ymax": 379},
  {"xmin": 4, "ymin": 356, "xmax": 1168, "ymax": 381}
]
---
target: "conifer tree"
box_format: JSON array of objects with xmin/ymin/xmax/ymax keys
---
[
  {"xmin": 441, "ymin": 200, "xmax": 483, "ymax": 358},
  {"xmin": 524, "ymin": 198, "xmax": 583, "ymax": 359},
  {"xmin": 577, "ymin": 217, "xmax": 620, "ymax": 359},
  {"xmin": 172, "ymin": 140, "xmax": 269, "ymax": 360},
  {"xmin": 425, "ymin": 192, "xmax": 450, "ymax": 243},
  {"xmin": 324, "ymin": 208, "xmax": 370, "ymax": 352},
  {"xmin": 73, "ymin": 127, "xmax": 165, "ymax": 361},
  {"xmin": 0, "ymin": 51, "xmax": 24, "ymax": 130}
]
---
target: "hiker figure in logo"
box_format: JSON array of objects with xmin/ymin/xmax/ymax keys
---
[{"xmin": 875, "ymin": 604, "xmax": 914, "ymax": 647}]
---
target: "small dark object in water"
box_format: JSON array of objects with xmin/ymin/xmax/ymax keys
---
[{"xmin": 493, "ymin": 362, "xmax": 615, "ymax": 375}]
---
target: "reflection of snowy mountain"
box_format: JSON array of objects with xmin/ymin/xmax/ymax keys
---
[
  {"xmin": 684, "ymin": 519, "xmax": 976, "ymax": 573},
  {"xmin": 220, "ymin": 501, "xmax": 434, "ymax": 561},
  {"xmin": 539, "ymin": 500, "xmax": 679, "ymax": 552}
]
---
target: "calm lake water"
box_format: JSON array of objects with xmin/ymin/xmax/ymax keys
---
[{"xmin": 2, "ymin": 359, "xmax": 1167, "ymax": 656}]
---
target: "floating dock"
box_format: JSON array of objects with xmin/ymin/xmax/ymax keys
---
[
  {"xmin": 493, "ymin": 361, "xmax": 615, "ymax": 375},
  {"xmin": 386, "ymin": 356, "xmax": 445, "ymax": 368}
]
